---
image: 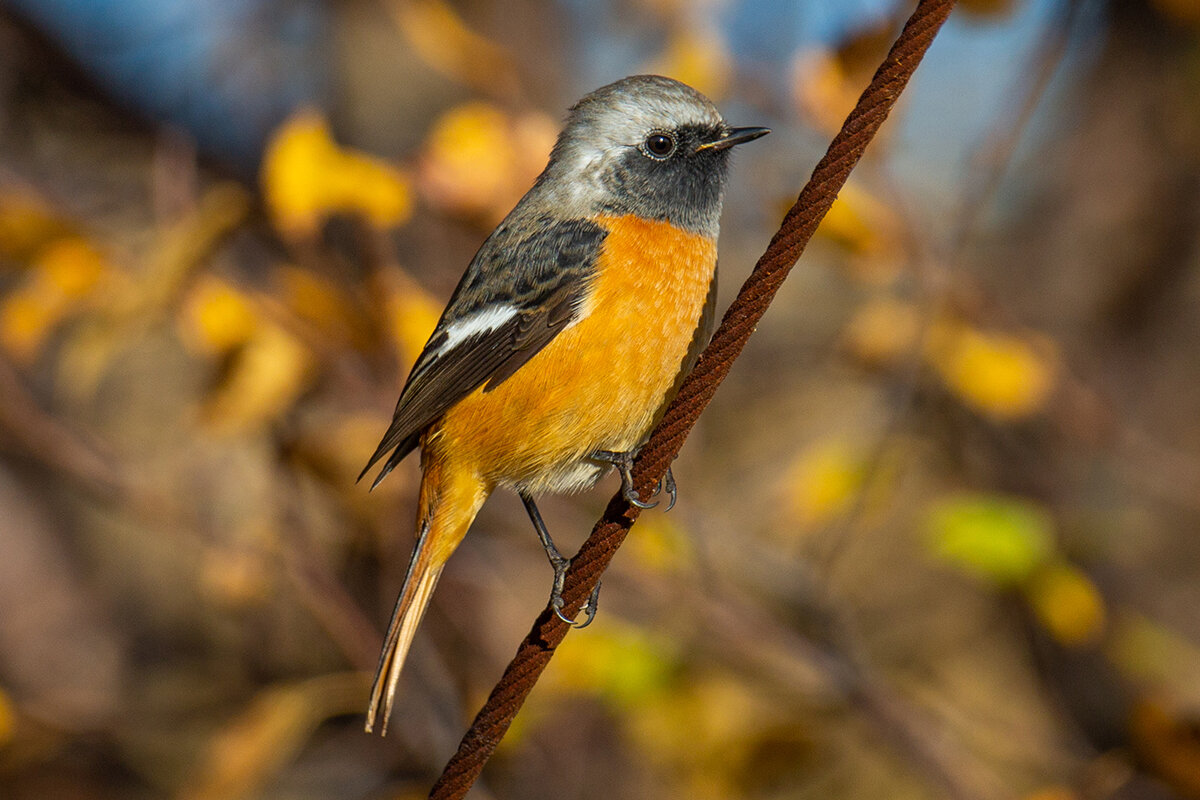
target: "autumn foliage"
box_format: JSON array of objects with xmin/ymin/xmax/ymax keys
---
[{"xmin": 1, "ymin": 2, "xmax": 1199, "ymax": 800}]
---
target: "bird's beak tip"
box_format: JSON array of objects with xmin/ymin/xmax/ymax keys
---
[{"xmin": 698, "ymin": 126, "xmax": 771, "ymax": 152}]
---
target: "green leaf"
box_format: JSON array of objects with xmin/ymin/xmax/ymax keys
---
[{"xmin": 924, "ymin": 493, "xmax": 1054, "ymax": 585}]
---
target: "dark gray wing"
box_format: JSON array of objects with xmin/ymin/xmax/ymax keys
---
[{"xmin": 360, "ymin": 217, "xmax": 607, "ymax": 488}]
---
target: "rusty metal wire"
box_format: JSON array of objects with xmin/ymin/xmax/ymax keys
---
[{"xmin": 428, "ymin": 2, "xmax": 959, "ymax": 796}]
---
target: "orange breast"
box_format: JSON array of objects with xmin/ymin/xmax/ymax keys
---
[{"xmin": 428, "ymin": 214, "xmax": 717, "ymax": 494}]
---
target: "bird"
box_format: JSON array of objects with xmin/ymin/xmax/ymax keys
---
[{"xmin": 359, "ymin": 74, "xmax": 768, "ymax": 734}]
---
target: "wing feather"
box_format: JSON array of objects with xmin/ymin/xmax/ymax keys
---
[{"xmin": 360, "ymin": 217, "xmax": 607, "ymax": 487}]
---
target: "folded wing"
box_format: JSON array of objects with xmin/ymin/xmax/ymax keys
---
[{"xmin": 360, "ymin": 217, "xmax": 608, "ymax": 488}]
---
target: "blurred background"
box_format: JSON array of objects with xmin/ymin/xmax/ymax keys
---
[{"xmin": 0, "ymin": 0, "xmax": 1199, "ymax": 798}]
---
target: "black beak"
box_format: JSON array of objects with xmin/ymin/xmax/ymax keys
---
[{"xmin": 697, "ymin": 126, "xmax": 771, "ymax": 152}]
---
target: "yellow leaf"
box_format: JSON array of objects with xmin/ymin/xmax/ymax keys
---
[
  {"xmin": 0, "ymin": 285, "xmax": 61, "ymax": 363},
  {"xmin": 927, "ymin": 321, "xmax": 1057, "ymax": 420},
  {"xmin": 37, "ymin": 237, "xmax": 106, "ymax": 297},
  {"xmin": 781, "ymin": 439, "xmax": 865, "ymax": 529},
  {"xmin": 1129, "ymin": 699, "xmax": 1200, "ymax": 799},
  {"xmin": 842, "ymin": 296, "xmax": 920, "ymax": 367},
  {"xmin": 1107, "ymin": 611, "xmax": 1200, "ymax": 684},
  {"xmin": 0, "ymin": 236, "xmax": 109, "ymax": 363},
  {"xmin": 202, "ymin": 323, "xmax": 314, "ymax": 433},
  {"xmin": 818, "ymin": 188, "xmax": 879, "ymax": 254},
  {"xmin": 645, "ymin": 27, "xmax": 732, "ymax": 101},
  {"xmin": 547, "ymin": 620, "xmax": 676, "ymax": 710},
  {"xmin": 420, "ymin": 102, "xmax": 514, "ymax": 218},
  {"xmin": 101, "ymin": 182, "xmax": 250, "ymax": 325},
  {"xmin": 1025, "ymin": 562, "xmax": 1106, "ymax": 646},
  {"xmin": 791, "ymin": 48, "xmax": 861, "ymax": 135},
  {"xmin": 386, "ymin": 0, "xmax": 520, "ymax": 97},
  {"xmin": 328, "ymin": 151, "xmax": 414, "ymax": 229},
  {"xmin": 275, "ymin": 264, "xmax": 363, "ymax": 346},
  {"xmin": 261, "ymin": 110, "xmax": 333, "ymax": 238},
  {"xmin": 179, "ymin": 276, "xmax": 259, "ymax": 355},
  {"xmin": 625, "ymin": 513, "xmax": 692, "ymax": 573},
  {"xmin": 816, "ymin": 184, "xmax": 905, "ymax": 284},
  {"xmin": 261, "ymin": 109, "xmax": 413, "ymax": 238},
  {"xmin": 626, "ymin": 674, "xmax": 764, "ymax": 786},
  {"xmin": 419, "ymin": 103, "xmax": 556, "ymax": 224},
  {"xmin": 375, "ymin": 264, "xmax": 442, "ymax": 366},
  {"xmin": 925, "ymin": 492, "xmax": 1055, "ymax": 586}
]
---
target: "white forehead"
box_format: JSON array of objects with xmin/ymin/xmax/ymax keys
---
[{"xmin": 564, "ymin": 75, "xmax": 724, "ymax": 147}]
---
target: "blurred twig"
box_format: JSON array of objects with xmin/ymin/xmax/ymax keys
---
[
  {"xmin": 0, "ymin": 351, "xmax": 125, "ymax": 496},
  {"xmin": 948, "ymin": 0, "xmax": 1085, "ymax": 254},
  {"xmin": 1063, "ymin": 374, "xmax": 1200, "ymax": 515},
  {"xmin": 427, "ymin": 2, "xmax": 960, "ymax": 796},
  {"xmin": 280, "ymin": 533, "xmax": 381, "ymax": 673}
]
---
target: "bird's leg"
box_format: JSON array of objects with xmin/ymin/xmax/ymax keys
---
[
  {"xmin": 590, "ymin": 449, "xmax": 676, "ymax": 511},
  {"xmin": 519, "ymin": 491, "xmax": 600, "ymax": 628}
]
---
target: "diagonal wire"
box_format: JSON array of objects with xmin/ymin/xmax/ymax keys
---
[{"xmin": 428, "ymin": 1, "xmax": 959, "ymax": 796}]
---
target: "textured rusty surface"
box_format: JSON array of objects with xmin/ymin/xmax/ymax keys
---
[{"xmin": 429, "ymin": 2, "xmax": 959, "ymax": 796}]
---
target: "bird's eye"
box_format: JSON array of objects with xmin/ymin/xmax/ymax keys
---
[{"xmin": 643, "ymin": 132, "xmax": 676, "ymax": 159}]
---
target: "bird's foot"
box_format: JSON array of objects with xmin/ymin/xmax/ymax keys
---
[
  {"xmin": 521, "ymin": 491, "xmax": 601, "ymax": 628},
  {"xmin": 549, "ymin": 565, "xmax": 602, "ymax": 629},
  {"xmin": 590, "ymin": 449, "xmax": 676, "ymax": 511}
]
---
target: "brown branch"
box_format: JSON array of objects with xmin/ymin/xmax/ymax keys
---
[{"xmin": 428, "ymin": 2, "xmax": 959, "ymax": 796}]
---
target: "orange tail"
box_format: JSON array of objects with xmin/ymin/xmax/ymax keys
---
[{"xmin": 366, "ymin": 455, "xmax": 488, "ymax": 735}]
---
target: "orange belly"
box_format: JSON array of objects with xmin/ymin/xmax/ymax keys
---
[{"xmin": 426, "ymin": 213, "xmax": 717, "ymax": 494}]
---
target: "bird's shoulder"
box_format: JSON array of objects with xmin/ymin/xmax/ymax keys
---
[{"xmin": 438, "ymin": 213, "xmax": 609, "ymax": 325}]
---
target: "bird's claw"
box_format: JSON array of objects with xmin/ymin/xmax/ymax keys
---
[
  {"xmin": 661, "ymin": 467, "xmax": 677, "ymax": 512},
  {"xmin": 626, "ymin": 468, "xmax": 677, "ymax": 510},
  {"xmin": 591, "ymin": 450, "xmax": 677, "ymax": 512},
  {"xmin": 626, "ymin": 487, "xmax": 658, "ymax": 509},
  {"xmin": 550, "ymin": 575, "xmax": 601, "ymax": 628}
]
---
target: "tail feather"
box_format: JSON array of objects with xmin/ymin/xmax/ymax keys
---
[
  {"xmin": 365, "ymin": 454, "xmax": 489, "ymax": 735},
  {"xmin": 365, "ymin": 525, "xmax": 443, "ymax": 735}
]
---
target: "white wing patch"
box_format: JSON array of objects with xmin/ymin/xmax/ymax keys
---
[{"xmin": 434, "ymin": 305, "xmax": 520, "ymax": 357}]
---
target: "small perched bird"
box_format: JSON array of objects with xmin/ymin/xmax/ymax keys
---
[{"xmin": 360, "ymin": 74, "xmax": 767, "ymax": 734}]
